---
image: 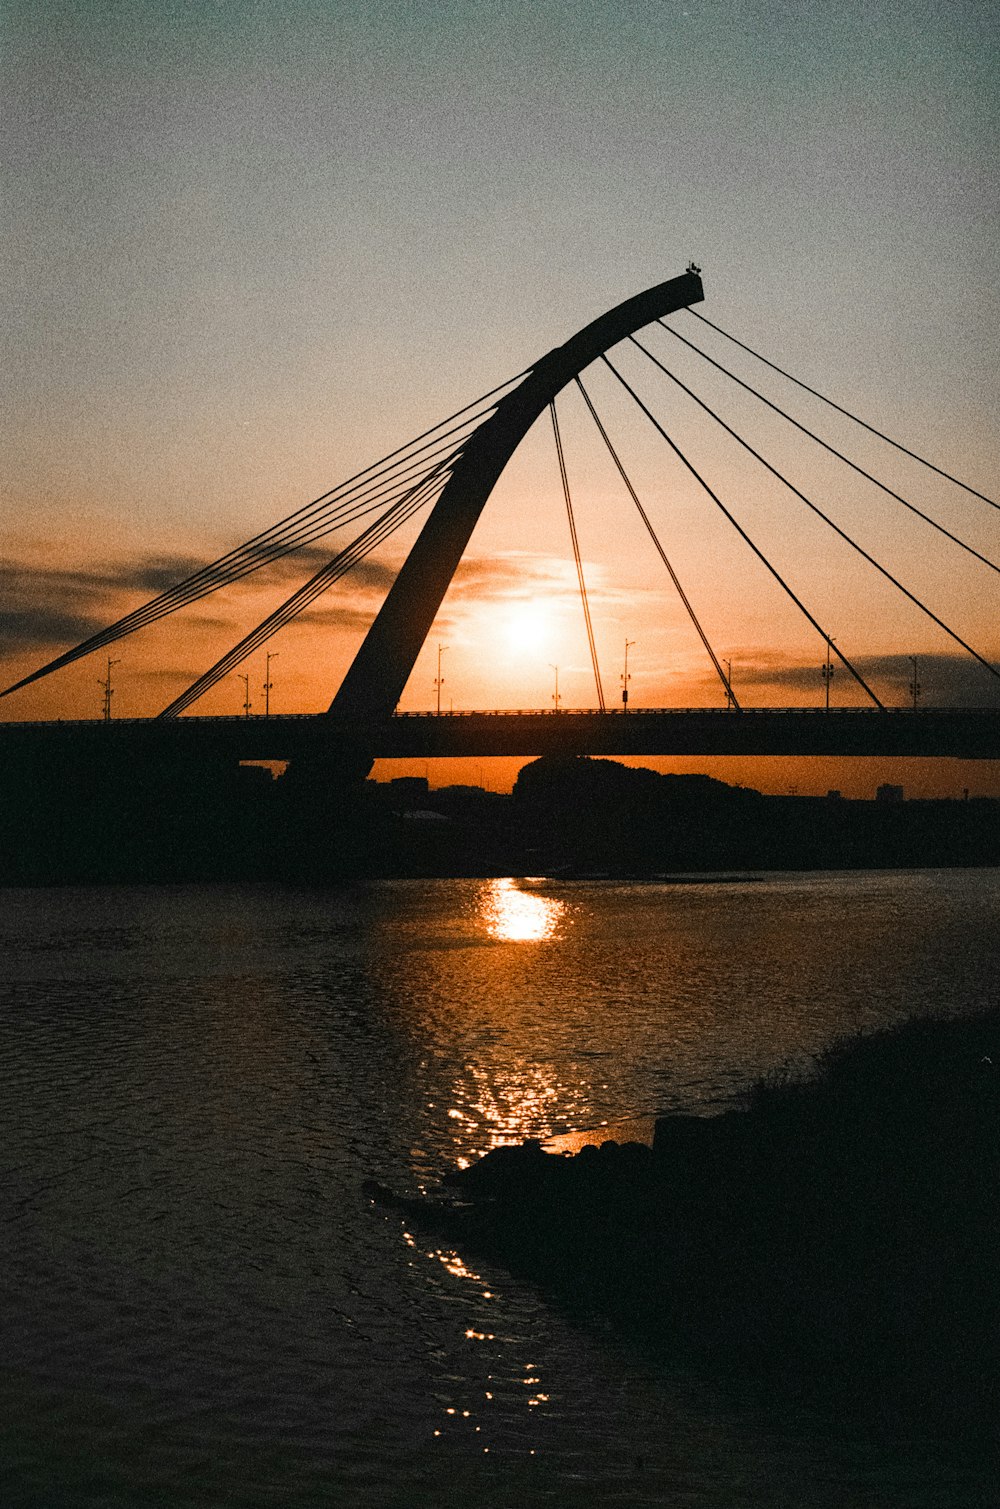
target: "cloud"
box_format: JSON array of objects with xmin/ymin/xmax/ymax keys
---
[
  {"xmin": 138, "ymin": 666, "xmax": 204, "ymax": 683},
  {"xmin": 0, "ymin": 540, "xmax": 398, "ymax": 655},
  {"xmin": 1, "ymin": 544, "xmax": 604, "ymax": 668},
  {"xmin": 122, "ymin": 555, "xmax": 207, "ymax": 593},
  {"xmin": 188, "ymin": 543, "xmax": 396, "ymax": 594},
  {"xmin": 290, "ymin": 604, "xmax": 378, "ymax": 631},
  {"xmin": 449, "ymin": 553, "xmax": 561, "ymax": 596},
  {"xmin": 0, "ymin": 561, "xmax": 112, "ymax": 648},
  {"xmin": 334, "ymin": 557, "xmax": 397, "ymax": 593},
  {"xmin": 728, "ymin": 650, "xmax": 1000, "ymax": 707},
  {"xmin": 448, "ymin": 550, "xmax": 620, "ymax": 603},
  {"xmin": 1, "ymin": 556, "xmax": 204, "ymax": 604},
  {"xmin": 0, "ymin": 607, "xmax": 103, "ymax": 649}
]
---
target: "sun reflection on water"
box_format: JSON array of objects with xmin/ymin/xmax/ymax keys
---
[
  {"xmin": 417, "ymin": 880, "xmax": 577, "ymax": 1453},
  {"xmin": 479, "ymin": 878, "xmax": 565, "ymax": 942},
  {"xmin": 448, "ymin": 1061, "xmax": 594, "ymax": 1164}
]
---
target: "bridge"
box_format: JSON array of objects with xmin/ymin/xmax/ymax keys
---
[
  {"xmin": 5, "ymin": 707, "xmax": 1000, "ymax": 765},
  {"xmin": 3, "ymin": 267, "xmax": 997, "ymax": 779}
]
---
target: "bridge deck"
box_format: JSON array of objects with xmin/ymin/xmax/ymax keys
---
[{"xmin": 4, "ymin": 707, "xmax": 1000, "ymax": 762}]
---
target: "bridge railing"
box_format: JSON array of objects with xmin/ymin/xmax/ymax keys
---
[
  {"xmin": 389, "ymin": 705, "xmax": 967, "ymax": 718},
  {"xmin": 4, "ymin": 705, "xmax": 998, "ymax": 732}
]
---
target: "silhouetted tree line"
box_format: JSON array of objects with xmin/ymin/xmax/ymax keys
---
[
  {"xmin": 2, "ymin": 749, "xmax": 999, "ymax": 885},
  {"xmin": 512, "ymin": 755, "xmax": 1000, "ymax": 874}
]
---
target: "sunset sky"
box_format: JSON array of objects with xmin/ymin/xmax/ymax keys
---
[{"xmin": 3, "ymin": 0, "xmax": 998, "ymax": 795}]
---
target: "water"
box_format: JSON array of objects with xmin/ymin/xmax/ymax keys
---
[{"xmin": 2, "ymin": 870, "xmax": 998, "ymax": 1507}]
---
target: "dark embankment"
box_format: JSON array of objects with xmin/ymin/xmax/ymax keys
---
[
  {"xmin": 394, "ymin": 1011, "xmax": 1000, "ymax": 1441},
  {"xmin": 6, "ymin": 747, "xmax": 1000, "ymax": 885}
]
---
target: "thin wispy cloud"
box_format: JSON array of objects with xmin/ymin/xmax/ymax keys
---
[
  {"xmin": 447, "ymin": 550, "xmax": 645, "ymax": 607},
  {"xmin": 0, "ymin": 545, "xmax": 398, "ymax": 657},
  {"xmin": 721, "ymin": 650, "xmax": 1000, "ymax": 706},
  {"xmin": 0, "ymin": 607, "xmax": 102, "ymax": 649},
  {"xmin": 449, "ymin": 552, "xmax": 568, "ymax": 596},
  {"xmin": 291, "ymin": 604, "xmax": 380, "ymax": 632}
]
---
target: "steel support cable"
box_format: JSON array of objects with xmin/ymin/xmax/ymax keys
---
[
  {"xmin": 574, "ymin": 375, "xmax": 739, "ymax": 709},
  {"xmin": 158, "ymin": 460, "xmax": 453, "ymax": 718},
  {"xmin": 631, "ymin": 334, "xmax": 1000, "ymax": 685},
  {"xmin": 149, "ymin": 369, "xmax": 528, "ymax": 593},
  {"xmin": 1, "ymin": 375, "xmax": 524, "ymax": 698},
  {"xmin": 157, "ymin": 494, "xmax": 431, "ymax": 718},
  {"xmin": 550, "ymin": 400, "xmax": 605, "ymax": 710},
  {"xmin": 174, "ymin": 424, "xmax": 475, "ymax": 573},
  {"xmin": 657, "ymin": 321, "xmax": 1000, "ymax": 572},
  {"xmin": 127, "ymin": 427, "xmax": 475, "ymax": 624},
  {"xmin": 684, "ymin": 306, "xmax": 999, "ymax": 512},
  {"xmin": 601, "ymin": 353, "xmax": 884, "ymax": 708},
  {"xmin": 125, "ymin": 421, "xmax": 479, "ymax": 609},
  {"xmin": 160, "ymin": 459, "xmax": 455, "ymax": 717},
  {"xmin": 0, "ymin": 444, "xmax": 462, "ymax": 699}
]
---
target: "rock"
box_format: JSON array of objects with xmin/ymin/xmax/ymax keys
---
[{"xmin": 447, "ymin": 1138, "xmax": 555, "ymax": 1198}]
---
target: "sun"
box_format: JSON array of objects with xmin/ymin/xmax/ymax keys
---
[{"xmin": 504, "ymin": 602, "xmax": 551, "ymax": 654}]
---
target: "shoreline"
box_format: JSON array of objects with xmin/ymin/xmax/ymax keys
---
[{"xmin": 371, "ymin": 1008, "xmax": 1000, "ymax": 1445}]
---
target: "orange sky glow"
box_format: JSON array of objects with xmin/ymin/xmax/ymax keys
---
[{"xmin": 3, "ymin": 2, "xmax": 997, "ymax": 799}]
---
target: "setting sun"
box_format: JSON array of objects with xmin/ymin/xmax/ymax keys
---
[{"xmin": 504, "ymin": 602, "xmax": 552, "ymax": 655}]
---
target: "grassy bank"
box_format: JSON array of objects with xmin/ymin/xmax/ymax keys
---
[{"xmin": 411, "ymin": 1010, "xmax": 1000, "ymax": 1440}]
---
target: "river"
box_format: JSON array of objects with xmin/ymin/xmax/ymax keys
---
[{"xmin": 2, "ymin": 870, "xmax": 997, "ymax": 1506}]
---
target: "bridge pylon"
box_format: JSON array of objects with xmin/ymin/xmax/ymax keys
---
[{"xmin": 315, "ymin": 268, "xmax": 704, "ymax": 781}]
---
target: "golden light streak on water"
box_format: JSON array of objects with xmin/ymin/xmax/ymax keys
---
[
  {"xmin": 479, "ymin": 877, "xmax": 565, "ymax": 941},
  {"xmin": 449, "ymin": 1060, "xmax": 593, "ymax": 1163},
  {"xmin": 433, "ymin": 1248, "xmax": 481, "ymax": 1281}
]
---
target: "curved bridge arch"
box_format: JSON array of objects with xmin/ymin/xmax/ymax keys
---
[{"xmin": 328, "ymin": 268, "xmax": 704, "ymax": 730}]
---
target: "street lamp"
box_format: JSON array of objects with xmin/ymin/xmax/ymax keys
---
[
  {"xmin": 909, "ymin": 656, "xmax": 921, "ymax": 711},
  {"xmin": 821, "ymin": 639, "xmax": 836, "ymax": 711},
  {"xmin": 550, "ymin": 664, "xmax": 560, "ymax": 712},
  {"xmin": 434, "ymin": 644, "xmax": 448, "ymax": 715},
  {"xmin": 239, "ymin": 674, "xmax": 252, "ymax": 719},
  {"xmin": 99, "ymin": 657, "xmax": 120, "ymax": 723},
  {"xmin": 621, "ymin": 639, "xmax": 635, "ymax": 712},
  {"xmin": 723, "ymin": 657, "xmax": 736, "ymax": 710},
  {"xmin": 264, "ymin": 651, "xmax": 279, "ymax": 719}
]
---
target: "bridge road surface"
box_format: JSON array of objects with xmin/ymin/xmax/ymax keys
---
[{"xmin": 4, "ymin": 708, "xmax": 1000, "ymax": 765}]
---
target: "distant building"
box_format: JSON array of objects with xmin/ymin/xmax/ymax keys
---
[{"xmin": 876, "ymin": 783, "xmax": 904, "ymax": 803}]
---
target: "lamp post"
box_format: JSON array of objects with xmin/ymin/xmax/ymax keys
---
[
  {"xmin": 724, "ymin": 657, "xmax": 735, "ymax": 710},
  {"xmin": 239, "ymin": 674, "xmax": 251, "ymax": 719},
  {"xmin": 434, "ymin": 644, "xmax": 448, "ymax": 715},
  {"xmin": 264, "ymin": 651, "xmax": 278, "ymax": 719},
  {"xmin": 99, "ymin": 657, "xmax": 120, "ymax": 723},
  {"xmin": 621, "ymin": 639, "xmax": 635, "ymax": 712},
  {"xmin": 909, "ymin": 656, "xmax": 921, "ymax": 711},
  {"xmin": 550, "ymin": 664, "xmax": 560, "ymax": 712},
  {"xmin": 821, "ymin": 639, "xmax": 835, "ymax": 711}
]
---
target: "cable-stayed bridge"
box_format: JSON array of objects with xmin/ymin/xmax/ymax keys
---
[{"xmin": 4, "ymin": 267, "xmax": 998, "ymax": 776}]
